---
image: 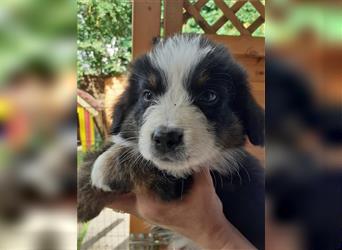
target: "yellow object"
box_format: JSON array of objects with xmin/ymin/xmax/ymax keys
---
[
  {"xmin": 77, "ymin": 106, "xmax": 87, "ymax": 152},
  {"xmin": 0, "ymin": 98, "xmax": 13, "ymax": 120},
  {"xmin": 90, "ymin": 113, "xmax": 95, "ymax": 148}
]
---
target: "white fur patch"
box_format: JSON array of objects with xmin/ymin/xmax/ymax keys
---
[
  {"xmin": 149, "ymin": 35, "xmax": 212, "ymax": 90},
  {"xmin": 111, "ymin": 134, "xmax": 137, "ymax": 148},
  {"xmin": 91, "ymin": 147, "xmax": 116, "ymax": 192},
  {"xmin": 138, "ymin": 96, "xmax": 220, "ymax": 177}
]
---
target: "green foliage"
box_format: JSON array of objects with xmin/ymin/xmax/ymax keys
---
[
  {"xmin": 77, "ymin": 0, "xmax": 132, "ymax": 82},
  {"xmin": 0, "ymin": 0, "xmax": 75, "ymax": 84},
  {"xmin": 77, "ymin": 222, "xmax": 89, "ymax": 249}
]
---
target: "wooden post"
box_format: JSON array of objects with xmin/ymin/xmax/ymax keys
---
[
  {"xmin": 132, "ymin": 0, "xmax": 161, "ymax": 59},
  {"xmin": 164, "ymin": 0, "xmax": 183, "ymax": 37},
  {"xmin": 131, "ymin": 0, "xmax": 162, "ymax": 234}
]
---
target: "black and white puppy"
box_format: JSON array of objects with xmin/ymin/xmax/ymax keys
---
[{"xmin": 78, "ymin": 34, "xmax": 265, "ymax": 250}]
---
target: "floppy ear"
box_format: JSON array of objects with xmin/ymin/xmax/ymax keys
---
[
  {"xmin": 111, "ymin": 54, "xmax": 155, "ymax": 135},
  {"xmin": 241, "ymin": 91, "xmax": 265, "ymax": 146},
  {"xmin": 110, "ymin": 88, "xmax": 134, "ymax": 135},
  {"xmin": 228, "ymin": 61, "xmax": 265, "ymax": 146}
]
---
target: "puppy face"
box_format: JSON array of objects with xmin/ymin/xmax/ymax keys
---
[{"xmin": 112, "ymin": 35, "xmax": 264, "ymax": 177}]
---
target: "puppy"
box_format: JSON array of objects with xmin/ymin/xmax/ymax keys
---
[{"xmin": 78, "ymin": 34, "xmax": 265, "ymax": 250}]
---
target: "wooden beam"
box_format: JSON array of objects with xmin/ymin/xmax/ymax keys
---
[
  {"xmin": 194, "ymin": 0, "xmax": 208, "ymax": 10},
  {"xmin": 205, "ymin": 34, "xmax": 264, "ymax": 57},
  {"xmin": 211, "ymin": 16, "xmax": 228, "ymax": 33},
  {"xmin": 236, "ymin": 55, "xmax": 265, "ymax": 83},
  {"xmin": 164, "ymin": 0, "xmax": 184, "ymax": 36},
  {"xmin": 247, "ymin": 16, "xmax": 264, "ymax": 34},
  {"xmin": 250, "ymin": 0, "xmax": 265, "ymax": 19},
  {"xmin": 231, "ymin": 0, "xmax": 248, "ymax": 12},
  {"xmin": 183, "ymin": 0, "xmax": 208, "ymax": 24},
  {"xmin": 132, "ymin": 0, "xmax": 161, "ymax": 59}
]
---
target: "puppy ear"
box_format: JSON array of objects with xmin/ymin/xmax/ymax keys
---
[
  {"xmin": 231, "ymin": 68, "xmax": 265, "ymax": 146},
  {"xmin": 241, "ymin": 91, "xmax": 265, "ymax": 146},
  {"xmin": 110, "ymin": 88, "xmax": 133, "ymax": 135},
  {"xmin": 111, "ymin": 54, "xmax": 153, "ymax": 135}
]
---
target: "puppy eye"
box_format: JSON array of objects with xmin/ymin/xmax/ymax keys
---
[
  {"xmin": 143, "ymin": 90, "xmax": 154, "ymax": 102},
  {"xmin": 198, "ymin": 90, "xmax": 218, "ymax": 105}
]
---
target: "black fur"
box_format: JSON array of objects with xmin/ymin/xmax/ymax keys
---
[
  {"xmin": 213, "ymin": 153, "xmax": 265, "ymax": 250},
  {"xmin": 186, "ymin": 40, "xmax": 264, "ymax": 146}
]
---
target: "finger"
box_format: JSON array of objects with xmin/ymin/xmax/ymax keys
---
[
  {"xmin": 135, "ymin": 187, "xmax": 159, "ymax": 205},
  {"xmin": 106, "ymin": 193, "xmax": 138, "ymax": 215},
  {"xmin": 192, "ymin": 168, "xmax": 214, "ymax": 190},
  {"xmin": 195, "ymin": 167, "xmax": 211, "ymax": 180}
]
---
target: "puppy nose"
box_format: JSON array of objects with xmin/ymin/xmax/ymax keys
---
[{"xmin": 152, "ymin": 126, "xmax": 183, "ymax": 153}]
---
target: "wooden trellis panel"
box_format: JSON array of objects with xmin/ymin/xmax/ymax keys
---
[
  {"xmin": 163, "ymin": 0, "xmax": 265, "ymax": 58},
  {"xmin": 211, "ymin": 0, "xmax": 248, "ymax": 33},
  {"xmin": 182, "ymin": 0, "xmax": 265, "ymax": 36},
  {"xmin": 135, "ymin": 0, "xmax": 265, "ymax": 58}
]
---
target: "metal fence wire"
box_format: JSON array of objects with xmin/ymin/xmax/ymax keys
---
[
  {"xmin": 79, "ymin": 209, "xmax": 170, "ymax": 250},
  {"xmin": 129, "ymin": 233, "xmax": 169, "ymax": 250}
]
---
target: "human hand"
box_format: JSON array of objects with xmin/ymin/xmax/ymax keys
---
[{"xmin": 106, "ymin": 169, "xmax": 255, "ymax": 249}]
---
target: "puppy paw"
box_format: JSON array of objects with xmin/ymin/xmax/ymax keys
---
[
  {"xmin": 91, "ymin": 172, "xmax": 112, "ymax": 192},
  {"xmin": 91, "ymin": 151, "xmax": 113, "ymax": 192}
]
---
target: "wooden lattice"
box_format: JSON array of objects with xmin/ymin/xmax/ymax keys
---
[
  {"xmin": 183, "ymin": 0, "xmax": 265, "ymax": 35},
  {"xmin": 133, "ymin": 0, "xmax": 265, "ymax": 58}
]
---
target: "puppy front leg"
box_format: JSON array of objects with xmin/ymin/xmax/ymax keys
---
[
  {"xmin": 78, "ymin": 145, "xmax": 133, "ymax": 222},
  {"xmin": 78, "ymin": 150, "xmax": 110, "ymax": 222},
  {"xmin": 91, "ymin": 146, "xmax": 116, "ymax": 192},
  {"xmin": 91, "ymin": 145, "xmax": 133, "ymax": 193}
]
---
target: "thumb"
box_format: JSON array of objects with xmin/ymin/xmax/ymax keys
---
[
  {"xmin": 191, "ymin": 168, "xmax": 214, "ymax": 191},
  {"xmin": 107, "ymin": 193, "xmax": 138, "ymax": 215}
]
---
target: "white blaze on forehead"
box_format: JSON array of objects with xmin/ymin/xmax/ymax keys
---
[
  {"xmin": 138, "ymin": 36, "xmax": 220, "ymax": 176},
  {"xmin": 146, "ymin": 36, "xmax": 213, "ymax": 127},
  {"xmin": 148, "ymin": 35, "xmax": 212, "ymax": 91},
  {"xmin": 146, "ymin": 35, "xmax": 214, "ymax": 124}
]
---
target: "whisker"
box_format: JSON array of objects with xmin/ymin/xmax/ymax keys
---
[{"xmin": 180, "ymin": 179, "xmax": 184, "ymax": 201}]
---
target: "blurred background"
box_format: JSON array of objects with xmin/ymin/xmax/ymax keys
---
[
  {"xmin": 266, "ymin": 1, "xmax": 342, "ymax": 250},
  {"xmin": 0, "ymin": 0, "xmax": 76, "ymax": 249}
]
